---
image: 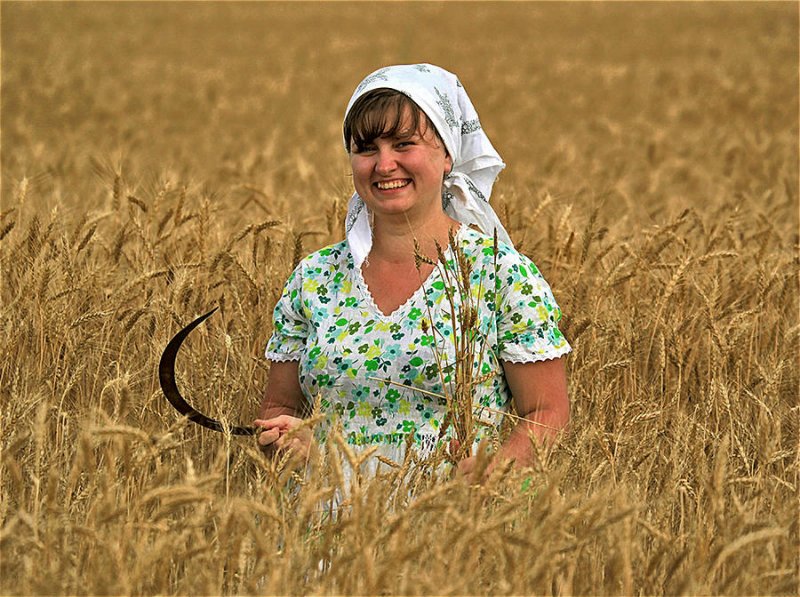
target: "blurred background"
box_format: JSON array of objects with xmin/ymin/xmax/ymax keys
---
[{"xmin": 3, "ymin": 2, "xmax": 797, "ymax": 230}]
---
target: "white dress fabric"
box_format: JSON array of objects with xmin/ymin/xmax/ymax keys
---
[{"xmin": 266, "ymin": 227, "xmax": 571, "ymax": 464}]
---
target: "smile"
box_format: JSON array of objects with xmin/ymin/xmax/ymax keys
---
[{"xmin": 375, "ymin": 180, "xmax": 410, "ymax": 190}]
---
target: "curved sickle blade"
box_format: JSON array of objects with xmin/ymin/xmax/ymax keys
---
[{"xmin": 159, "ymin": 308, "xmax": 257, "ymax": 436}]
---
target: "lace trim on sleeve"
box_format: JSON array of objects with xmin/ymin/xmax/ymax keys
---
[
  {"xmin": 265, "ymin": 351, "xmax": 302, "ymax": 363},
  {"xmin": 499, "ymin": 343, "xmax": 572, "ymax": 364}
]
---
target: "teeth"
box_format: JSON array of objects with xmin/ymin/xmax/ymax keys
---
[{"xmin": 376, "ymin": 180, "xmax": 409, "ymax": 190}]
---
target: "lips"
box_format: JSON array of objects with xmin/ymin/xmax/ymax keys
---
[{"xmin": 375, "ymin": 179, "xmax": 411, "ymax": 190}]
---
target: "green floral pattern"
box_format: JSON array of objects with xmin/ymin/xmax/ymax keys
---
[{"xmin": 266, "ymin": 228, "xmax": 570, "ymax": 460}]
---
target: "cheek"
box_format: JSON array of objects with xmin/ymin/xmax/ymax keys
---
[
  {"xmin": 350, "ymin": 159, "xmax": 376, "ymax": 196},
  {"xmin": 424, "ymin": 155, "xmax": 450, "ymax": 179},
  {"xmin": 350, "ymin": 157, "xmax": 369, "ymax": 181}
]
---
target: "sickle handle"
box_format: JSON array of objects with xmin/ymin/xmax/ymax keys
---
[{"xmin": 159, "ymin": 307, "xmax": 257, "ymax": 436}]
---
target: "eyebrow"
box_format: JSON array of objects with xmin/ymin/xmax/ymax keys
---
[{"xmin": 384, "ymin": 128, "xmax": 416, "ymax": 139}]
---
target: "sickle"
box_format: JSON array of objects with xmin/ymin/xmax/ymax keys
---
[{"xmin": 159, "ymin": 307, "xmax": 257, "ymax": 435}]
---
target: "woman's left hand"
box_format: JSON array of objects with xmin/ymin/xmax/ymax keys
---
[
  {"xmin": 457, "ymin": 454, "xmax": 482, "ymax": 483},
  {"xmin": 453, "ymin": 440, "xmax": 496, "ymax": 484}
]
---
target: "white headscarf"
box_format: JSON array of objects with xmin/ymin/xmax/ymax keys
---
[{"xmin": 343, "ymin": 63, "xmax": 512, "ymax": 268}]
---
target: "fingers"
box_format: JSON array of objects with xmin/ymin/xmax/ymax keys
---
[
  {"xmin": 254, "ymin": 414, "xmax": 299, "ymax": 431},
  {"xmin": 457, "ymin": 456, "xmax": 475, "ymax": 477},
  {"xmin": 276, "ymin": 435, "xmax": 305, "ymax": 453},
  {"xmin": 254, "ymin": 415, "xmax": 300, "ymax": 445},
  {"xmin": 257, "ymin": 427, "xmax": 281, "ymax": 447},
  {"xmin": 254, "ymin": 415, "xmax": 311, "ymax": 459}
]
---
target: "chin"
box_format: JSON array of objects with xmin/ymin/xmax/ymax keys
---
[{"xmin": 366, "ymin": 196, "xmax": 416, "ymax": 213}]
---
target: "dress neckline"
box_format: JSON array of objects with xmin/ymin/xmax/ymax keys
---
[{"xmin": 353, "ymin": 226, "xmax": 463, "ymax": 319}]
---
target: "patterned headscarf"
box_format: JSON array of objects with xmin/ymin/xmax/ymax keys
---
[{"xmin": 343, "ymin": 63, "xmax": 512, "ymax": 268}]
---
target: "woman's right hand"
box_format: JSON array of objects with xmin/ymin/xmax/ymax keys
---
[
  {"xmin": 254, "ymin": 415, "xmax": 312, "ymax": 460},
  {"xmin": 257, "ymin": 361, "xmax": 313, "ymax": 462}
]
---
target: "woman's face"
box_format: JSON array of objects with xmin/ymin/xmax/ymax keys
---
[{"xmin": 349, "ymin": 106, "xmax": 452, "ymax": 222}]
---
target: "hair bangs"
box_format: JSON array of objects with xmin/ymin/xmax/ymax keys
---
[{"xmin": 344, "ymin": 89, "xmax": 426, "ymax": 153}]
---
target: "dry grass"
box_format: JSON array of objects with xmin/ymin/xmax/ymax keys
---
[{"xmin": 1, "ymin": 2, "xmax": 798, "ymax": 595}]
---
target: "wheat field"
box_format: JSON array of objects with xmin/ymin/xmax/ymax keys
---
[{"xmin": 1, "ymin": 2, "xmax": 798, "ymax": 595}]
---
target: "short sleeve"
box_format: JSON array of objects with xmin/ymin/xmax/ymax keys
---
[
  {"xmin": 265, "ymin": 265, "xmax": 308, "ymax": 362},
  {"xmin": 495, "ymin": 248, "xmax": 571, "ymax": 363}
]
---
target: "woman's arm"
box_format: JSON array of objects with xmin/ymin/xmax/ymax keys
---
[
  {"xmin": 495, "ymin": 357, "xmax": 569, "ymax": 464},
  {"xmin": 254, "ymin": 361, "xmax": 309, "ymax": 454},
  {"xmin": 458, "ymin": 356, "xmax": 569, "ymax": 478},
  {"xmin": 258, "ymin": 361, "xmax": 306, "ymax": 419}
]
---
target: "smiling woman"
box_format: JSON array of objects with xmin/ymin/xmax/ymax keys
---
[{"xmin": 255, "ymin": 64, "xmax": 571, "ymax": 480}]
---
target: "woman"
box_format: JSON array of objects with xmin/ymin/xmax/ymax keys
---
[{"xmin": 255, "ymin": 64, "xmax": 570, "ymax": 479}]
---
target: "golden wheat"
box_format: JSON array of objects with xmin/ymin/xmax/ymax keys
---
[{"xmin": 1, "ymin": 2, "xmax": 797, "ymax": 595}]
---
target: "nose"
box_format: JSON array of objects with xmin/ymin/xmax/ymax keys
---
[{"xmin": 374, "ymin": 147, "xmax": 397, "ymax": 175}]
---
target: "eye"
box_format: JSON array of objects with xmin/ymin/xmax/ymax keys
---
[{"xmin": 353, "ymin": 143, "xmax": 377, "ymax": 154}]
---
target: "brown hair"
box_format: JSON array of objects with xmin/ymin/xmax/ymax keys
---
[{"xmin": 343, "ymin": 88, "xmax": 444, "ymax": 153}]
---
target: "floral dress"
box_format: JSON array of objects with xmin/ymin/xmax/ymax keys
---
[{"xmin": 266, "ymin": 227, "xmax": 571, "ymax": 465}]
